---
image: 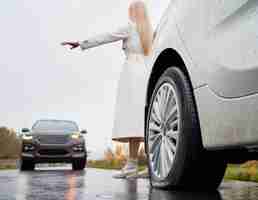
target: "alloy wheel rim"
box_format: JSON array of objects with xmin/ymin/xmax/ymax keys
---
[{"xmin": 148, "ymin": 82, "xmax": 180, "ymax": 179}]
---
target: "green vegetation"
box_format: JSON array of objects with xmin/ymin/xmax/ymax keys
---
[
  {"xmin": 87, "ymin": 159, "xmax": 125, "ymax": 170},
  {"xmin": 224, "ymin": 161, "xmax": 258, "ymax": 182},
  {"xmin": 87, "ymin": 159, "xmax": 146, "ymax": 171},
  {"xmin": 0, "ymin": 164, "xmax": 17, "ymax": 170},
  {"xmin": 0, "ymin": 159, "xmax": 17, "ymax": 170}
]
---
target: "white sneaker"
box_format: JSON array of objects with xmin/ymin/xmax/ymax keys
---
[
  {"xmin": 113, "ymin": 159, "xmax": 138, "ymax": 179},
  {"xmin": 137, "ymin": 168, "xmax": 149, "ymax": 178},
  {"xmin": 126, "ymin": 168, "xmax": 149, "ymax": 179}
]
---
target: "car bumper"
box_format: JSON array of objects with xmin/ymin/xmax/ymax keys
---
[{"xmin": 21, "ymin": 143, "xmax": 86, "ymax": 163}]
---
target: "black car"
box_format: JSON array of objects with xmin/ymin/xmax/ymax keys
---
[{"xmin": 20, "ymin": 120, "xmax": 87, "ymax": 171}]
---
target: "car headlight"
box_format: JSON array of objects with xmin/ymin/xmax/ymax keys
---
[
  {"xmin": 71, "ymin": 133, "xmax": 81, "ymax": 139},
  {"xmin": 23, "ymin": 144, "xmax": 35, "ymax": 151},
  {"xmin": 22, "ymin": 134, "xmax": 33, "ymax": 140},
  {"xmin": 72, "ymin": 144, "xmax": 84, "ymax": 152}
]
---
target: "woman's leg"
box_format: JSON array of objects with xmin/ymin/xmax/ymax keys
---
[
  {"xmin": 129, "ymin": 139, "xmax": 140, "ymax": 160},
  {"xmin": 128, "ymin": 139, "xmax": 149, "ymax": 179},
  {"xmin": 113, "ymin": 138, "xmax": 140, "ymax": 179},
  {"xmin": 123, "ymin": 139, "xmax": 141, "ymax": 179}
]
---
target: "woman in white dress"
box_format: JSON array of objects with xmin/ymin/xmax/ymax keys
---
[{"xmin": 62, "ymin": 0, "xmax": 153, "ymax": 178}]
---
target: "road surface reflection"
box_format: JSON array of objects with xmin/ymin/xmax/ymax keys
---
[{"xmin": 0, "ymin": 167, "xmax": 258, "ymax": 200}]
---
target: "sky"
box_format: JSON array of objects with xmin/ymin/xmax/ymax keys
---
[{"xmin": 0, "ymin": 0, "xmax": 170, "ymax": 159}]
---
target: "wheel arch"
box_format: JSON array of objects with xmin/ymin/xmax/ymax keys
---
[{"xmin": 146, "ymin": 48, "xmax": 194, "ymax": 106}]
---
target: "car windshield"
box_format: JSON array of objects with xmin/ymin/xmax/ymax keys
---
[{"xmin": 32, "ymin": 120, "xmax": 79, "ymax": 132}]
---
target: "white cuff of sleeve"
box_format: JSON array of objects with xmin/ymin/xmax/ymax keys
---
[{"xmin": 79, "ymin": 40, "xmax": 88, "ymax": 50}]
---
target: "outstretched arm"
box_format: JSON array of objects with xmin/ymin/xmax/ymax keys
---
[
  {"xmin": 61, "ymin": 25, "xmax": 129, "ymax": 50},
  {"xmin": 79, "ymin": 25, "xmax": 129, "ymax": 50}
]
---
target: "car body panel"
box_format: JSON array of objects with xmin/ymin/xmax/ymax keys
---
[
  {"xmin": 173, "ymin": 0, "xmax": 258, "ymax": 98},
  {"xmin": 145, "ymin": 0, "xmax": 258, "ymax": 148},
  {"xmin": 194, "ymin": 85, "xmax": 258, "ymax": 149},
  {"xmin": 145, "ymin": 1, "xmax": 205, "ymax": 91}
]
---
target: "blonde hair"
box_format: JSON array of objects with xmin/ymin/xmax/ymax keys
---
[{"xmin": 129, "ymin": 1, "xmax": 153, "ymax": 56}]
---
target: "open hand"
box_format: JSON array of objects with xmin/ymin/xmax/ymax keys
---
[{"xmin": 61, "ymin": 41, "xmax": 80, "ymax": 50}]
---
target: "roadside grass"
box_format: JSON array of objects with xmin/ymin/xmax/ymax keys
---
[
  {"xmin": 0, "ymin": 165, "xmax": 17, "ymax": 170},
  {"xmin": 88, "ymin": 160, "xmax": 258, "ymax": 182},
  {"xmin": 224, "ymin": 162, "xmax": 258, "ymax": 182},
  {"xmin": 0, "ymin": 159, "xmax": 17, "ymax": 170},
  {"xmin": 87, "ymin": 159, "xmax": 147, "ymax": 171},
  {"xmin": 87, "ymin": 159, "xmax": 124, "ymax": 170}
]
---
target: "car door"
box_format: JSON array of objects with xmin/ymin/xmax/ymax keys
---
[{"xmin": 174, "ymin": 0, "xmax": 258, "ymax": 98}]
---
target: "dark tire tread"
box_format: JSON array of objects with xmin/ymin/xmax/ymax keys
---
[
  {"xmin": 20, "ymin": 159, "xmax": 35, "ymax": 171},
  {"xmin": 72, "ymin": 158, "xmax": 86, "ymax": 170}
]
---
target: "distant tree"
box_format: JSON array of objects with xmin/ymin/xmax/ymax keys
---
[{"xmin": 0, "ymin": 127, "xmax": 21, "ymax": 159}]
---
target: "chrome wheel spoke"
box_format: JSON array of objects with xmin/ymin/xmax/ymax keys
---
[
  {"xmin": 167, "ymin": 119, "xmax": 178, "ymax": 130},
  {"xmin": 149, "ymin": 122, "xmax": 161, "ymax": 133},
  {"xmin": 149, "ymin": 135, "xmax": 161, "ymax": 154},
  {"xmin": 152, "ymin": 101, "xmax": 162, "ymax": 123},
  {"xmin": 160, "ymin": 89, "xmax": 165, "ymax": 120},
  {"xmin": 166, "ymin": 137, "xmax": 176, "ymax": 154},
  {"xmin": 164, "ymin": 88, "xmax": 173, "ymax": 118},
  {"xmin": 160, "ymin": 142, "xmax": 165, "ymax": 178},
  {"xmin": 148, "ymin": 82, "xmax": 180, "ymax": 179},
  {"xmin": 161, "ymin": 86, "xmax": 169, "ymax": 119},
  {"xmin": 166, "ymin": 105, "xmax": 177, "ymax": 124},
  {"xmin": 164, "ymin": 138, "xmax": 174, "ymax": 166},
  {"xmin": 149, "ymin": 132, "xmax": 161, "ymax": 141},
  {"xmin": 156, "ymin": 91, "xmax": 163, "ymax": 119},
  {"xmin": 151, "ymin": 140, "xmax": 161, "ymax": 172},
  {"xmin": 160, "ymin": 140, "xmax": 169, "ymax": 177},
  {"xmin": 166, "ymin": 129, "xmax": 178, "ymax": 140},
  {"xmin": 158, "ymin": 87, "xmax": 167, "ymax": 120}
]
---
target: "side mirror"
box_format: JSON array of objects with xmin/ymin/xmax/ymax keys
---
[
  {"xmin": 80, "ymin": 129, "xmax": 87, "ymax": 134},
  {"xmin": 22, "ymin": 128, "xmax": 30, "ymax": 133}
]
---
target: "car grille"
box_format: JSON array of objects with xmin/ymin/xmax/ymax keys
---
[
  {"xmin": 38, "ymin": 149, "xmax": 68, "ymax": 156},
  {"xmin": 37, "ymin": 135, "xmax": 69, "ymax": 144}
]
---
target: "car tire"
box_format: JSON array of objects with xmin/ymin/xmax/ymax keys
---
[
  {"xmin": 146, "ymin": 67, "xmax": 226, "ymax": 190},
  {"xmin": 72, "ymin": 157, "xmax": 86, "ymax": 170},
  {"xmin": 20, "ymin": 159, "xmax": 35, "ymax": 171}
]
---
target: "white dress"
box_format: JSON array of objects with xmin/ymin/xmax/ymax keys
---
[{"xmin": 80, "ymin": 22, "xmax": 147, "ymax": 142}]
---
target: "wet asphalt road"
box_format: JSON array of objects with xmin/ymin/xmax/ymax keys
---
[{"xmin": 1, "ymin": 167, "xmax": 258, "ymax": 200}]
